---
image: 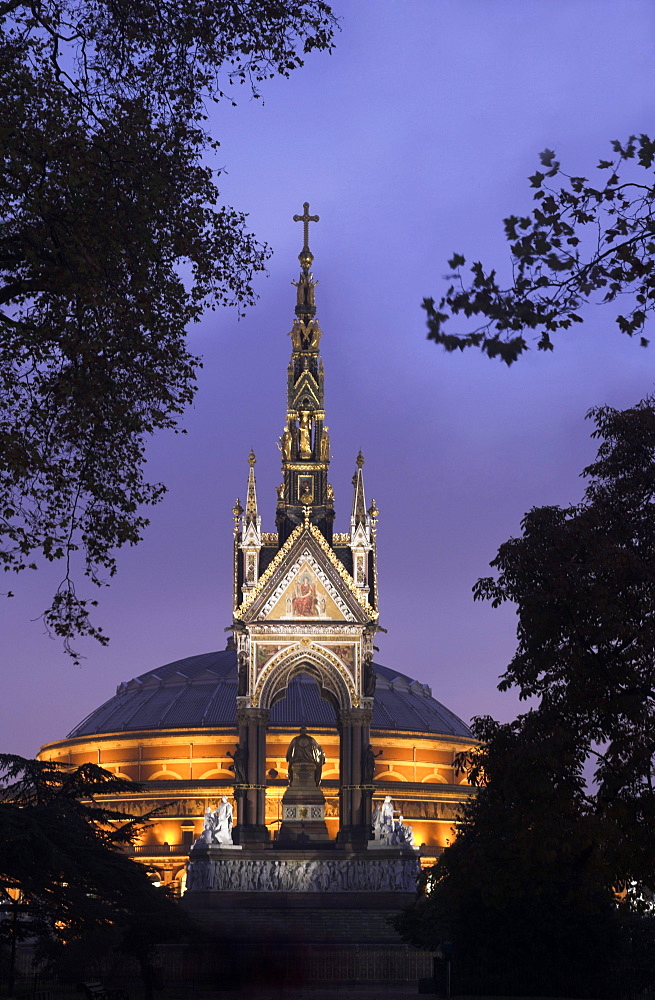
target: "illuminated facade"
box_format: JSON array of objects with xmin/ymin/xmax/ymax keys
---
[{"xmin": 39, "ymin": 205, "xmax": 474, "ymax": 892}]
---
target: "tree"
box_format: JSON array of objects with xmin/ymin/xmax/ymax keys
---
[
  {"xmin": 0, "ymin": 755, "xmax": 193, "ymax": 995},
  {"xmin": 423, "ymin": 135, "xmax": 655, "ymax": 363},
  {"xmin": 1, "ymin": 754, "xmax": 171, "ymax": 933},
  {"xmin": 474, "ymin": 396, "xmax": 655, "ymax": 899},
  {"xmin": 395, "ymin": 714, "xmax": 629, "ymax": 998},
  {"xmin": 395, "ymin": 396, "xmax": 655, "ymax": 996},
  {"xmin": 0, "ymin": 1, "xmax": 337, "ymax": 654}
]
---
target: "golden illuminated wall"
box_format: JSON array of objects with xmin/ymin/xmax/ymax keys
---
[{"xmin": 39, "ymin": 724, "xmax": 474, "ymax": 891}]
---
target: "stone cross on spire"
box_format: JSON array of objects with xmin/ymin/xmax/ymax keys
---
[{"xmin": 293, "ymin": 201, "xmax": 319, "ymax": 271}]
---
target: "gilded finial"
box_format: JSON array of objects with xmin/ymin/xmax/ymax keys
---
[
  {"xmin": 248, "ymin": 450, "xmax": 256, "ymax": 467},
  {"xmin": 232, "ymin": 498, "xmax": 243, "ymax": 532},
  {"xmin": 293, "ymin": 201, "xmax": 319, "ymax": 272},
  {"xmin": 302, "ymin": 504, "xmax": 311, "ymax": 527},
  {"xmin": 356, "ymin": 450, "xmax": 365, "ymax": 469},
  {"xmin": 368, "ymin": 499, "xmax": 379, "ymax": 520}
]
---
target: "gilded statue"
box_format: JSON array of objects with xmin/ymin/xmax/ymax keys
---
[
  {"xmin": 305, "ymin": 319, "xmax": 322, "ymax": 351},
  {"xmin": 289, "ymin": 319, "xmax": 304, "ymax": 351},
  {"xmin": 280, "ymin": 425, "xmax": 293, "ymax": 461},
  {"xmin": 286, "ymin": 727, "xmax": 326, "ymax": 786},
  {"xmin": 292, "ymin": 273, "xmax": 317, "ymax": 311},
  {"xmin": 298, "ymin": 411, "xmax": 312, "ymax": 458},
  {"xmin": 288, "ymin": 314, "xmax": 321, "ymax": 352},
  {"xmin": 320, "ymin": 426, "xmax": 330, "ymax": 461}
]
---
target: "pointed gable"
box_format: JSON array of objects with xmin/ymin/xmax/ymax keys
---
[
  {"xmin": 235, "ymin": 524, "xmax": 376, "ymax": 624},
  {"xmin": 290, "ymin": 368, "xmax": 321, "ymax": 411}
]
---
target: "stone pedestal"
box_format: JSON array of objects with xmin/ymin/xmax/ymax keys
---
[
  {"xmin": 279, "ymin": 762, "xmax": 330, "ymax": 843},
  {"xmin": 183, "ymin": 844, "xmax": 424, "ymax": 986}
]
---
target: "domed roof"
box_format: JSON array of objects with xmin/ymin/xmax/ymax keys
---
[{"xmin": 67, "ymin": 648, "xmax": 471, "ymax": 740}]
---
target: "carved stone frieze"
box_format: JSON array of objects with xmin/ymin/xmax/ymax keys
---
[
  {"xmin": 249, "ymin": 623, "xmax": 362, "ymax": 636},
  {"xmin": 388, "ymin": 800, "xmax": 460, "ymax": 821},
  {"xmin": 107, "ymin": 798, "xmax": 235, "ymax": 817},
  {"xmin": 186, "ymin": 856, "xmax": 420, "ymax": 893}
]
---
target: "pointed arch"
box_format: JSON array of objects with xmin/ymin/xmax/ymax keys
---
[{"xmin": 256, "ymin": 646, "xmax": 355, "ymax": 712}]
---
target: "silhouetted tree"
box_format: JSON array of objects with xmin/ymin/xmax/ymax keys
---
[
  {"xmin": 396, "ymin": 714, "xmax": 625, "ymax": 998},
  {"xmin": 0, "ymin": 1, "xmax": 336, "ymax": 653},
  {"xmin": 0, "ymin": 754, "xmax": 193, "ymax": 994},
  {"xmin": 397, "ymin": 397, "xmax": 655, "ymax": 996},
  {"xmin": 424, "ymin": 136, "xmax": 655, "ymax": 362},
  {"xmin": 475, "ymin": 397, "xmax": 655, "ymax": 899}
]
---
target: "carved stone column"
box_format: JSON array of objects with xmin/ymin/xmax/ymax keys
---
[
  {"xmin": 337, "ymin": 706, "xmax": 373, "ymax": 847},
  {"xmin": 233, "ymin": 707, "xmax": 270, "ymax": 844}
]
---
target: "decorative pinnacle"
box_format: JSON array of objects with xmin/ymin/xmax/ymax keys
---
[
  {"xmin": 293, "ymin": 201, "xmax": 319, "ymax": 271},
  {"xmin": 245, "ymin": 452, "xmax": 259, "ymax": 523},
  {"xmin": 232, "ymin": 498, "xmax": 243, "ymax": 532},
  {"xmin": 368, "ymin": 499, "xmax": 379, "ymax": 520},
  {"xmin": 356, "ymin": 450, "xmax": 365, "ymax": 468}
]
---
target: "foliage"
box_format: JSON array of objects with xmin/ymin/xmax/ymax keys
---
[
  {"xmin": 396, "ymin": 396, "xmax": 655, "ymax": 996},
  {"xmin": 424, "ymin": 135, "xmax": 655, "ymax": 363},
  {"xmin": 474, "ymin": 396, "xmax": 655, "ymax": 899},
  {"xmin": 0, "ymin": 1, "xmax": 337, "ymax": 654},
  {"xmin": 0, "ymin": 754, "xmax": 189, "ymax": 949},
  {"xmin": 396, "ymin": 715, "xmax": 628, "ymax": 998}
]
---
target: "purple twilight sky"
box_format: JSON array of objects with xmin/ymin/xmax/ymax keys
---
[{"xmin": 2, "ymin": 1, "xmax": 654, "ymax": 758}]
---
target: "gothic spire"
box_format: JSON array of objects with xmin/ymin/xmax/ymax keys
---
[{"xmin": 276, "ymin": 203, "xmax": 335, "ymax": 547}]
